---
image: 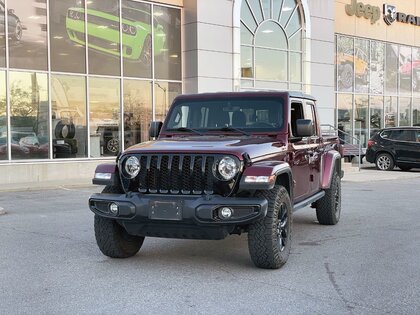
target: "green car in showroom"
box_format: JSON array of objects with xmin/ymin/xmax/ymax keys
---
[{"xmin": 65, "ymin": 6, "xmax": 166, "ymax": 63}]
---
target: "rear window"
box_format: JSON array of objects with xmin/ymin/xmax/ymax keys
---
[{"xmin": 165, "ymin": 98, "xmax": 284, "ymax": 132}]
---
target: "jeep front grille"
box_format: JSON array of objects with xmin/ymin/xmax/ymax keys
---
[{"xmin": 121, "ymin": 154, "xmax": 232, "ymax": 195}]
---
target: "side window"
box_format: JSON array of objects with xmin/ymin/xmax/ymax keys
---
[
  {"xmin": 381, "ymin": 130, "xmax": 392, "ymax": 139},
  {"xmin": 290, "ymin": 102, "xmax": 304, "ymax": 136},
  {"xmin": 389, "ymin": 129, "xmax": 414, "ymax": 141},
  {"xmin": 416, "ymin": 130, "xmax": 420, "ymax": 143},
  {"xmin": 304, "ymin": 102, "xmax": 317, "ymax": 136}
]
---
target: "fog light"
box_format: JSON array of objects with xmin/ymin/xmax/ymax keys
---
[
  {"xmin": 219, "ymin": 207, "xmax": 233, "ymax": 219},
  {"xmin": 109, "ymin": 203, "xmax": 119, "ymax": 215}
]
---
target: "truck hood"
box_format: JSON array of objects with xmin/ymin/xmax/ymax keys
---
[{"xmin": 124, "ymin": 136, "xmax": 287, "ymax": 161}]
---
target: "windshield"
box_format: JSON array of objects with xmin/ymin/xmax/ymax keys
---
[
  {"xmin": 87, "ymin": 2, "xmax": 119, "ymax": 15},
  {"xmin": 165, "ymin": 98, "xmax": 284, "ymax": 133},
  {"xmin": 122, "ymin": 7, "xmax": 151, "ymax": 24}
]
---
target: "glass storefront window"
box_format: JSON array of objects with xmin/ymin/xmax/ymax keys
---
[
  {"xmin": 337, "ymin": 36, "xmax": 354, "ymax": 92},
  {"xmin": 154, "ymin": 81, "xmax": 181, "ymax": 122},
  {"xmin": 384, "ymin": 96, "xmax": 397, "ymax": 127},
  {"xmin": 241, "ymin": 46, "xmax": 253, "ymax": 78},
  {"xmin": 370, "ymin": 41, "xmax": 384, "ymax": 95},
  {"xmin": 354, "ymin": 39, "xmax": 369, "ymax": 93},
  {"xmin": 290, "ymin": 53, "xmax": 301, "ymax": 83},
  {"xmin": 89, "ymin": 77, "xmax": 120, "ymax": 157},
  {"xmin": 412, "ymin": 48, "xmax": 420, "ymax": 97},
  {"xmin": 256, "ymin": 21, "xmax": 287, "ymax": 49},
  {"xmin": 413, "ymin": 99, "xmax": 420, "ymax": 126},
  {"xmin": 0, "ymin": 3, "xmax": 6, "ymax": 67},
  {"xmin": 399, "ymin": 98, "xmax": 411, "ymax": 126},
  {"xmin": 385, "ymin": 44, "xmax": 398, "ymax": 95},
  {"xmin": 87, "ymin": 0, "xmax": 121, "ymax": 76},
  {"xmin": 122, "ymin": 0, "xmax": 152, "ymax": 79},
  {"xmin": 399, "ymin": 47, "xmax": 412, "ymax": 95},
  {"xmin": 123, "ymin": 79, "xmax": 152, "ymax": 149},
  {"xmin": 8, "ymin": 0, "xmax": 48, "ymax": 70},
  {"xmin": 0, "ymin": 71, "xmax": 6, "ymax": 160},
  {"xmin": 0, "ymin": 2, "xmax": 182, "ymax": 164},
  {"xmin": 337, "ymin": 94, "xmax": 353, "ymax": 144},
  {"xmin": 51, "ymin": 75, "xmax": 87, "ymax": 159},
  {"xmin": 280, "ymin": 0, "xmax": 297, "ymax": 27},
  {"xmin": 241, "ymin": 22, "xmax": 253, "ymax": 45},
  {"xmin": 50, "ymin": 0, "xmax": 86, "ymax": 73},
  {"xmin": 240, "ymin": 0, "xmax": 303, "ymax": 90},
  {"xmin": 370, "ymin": 96, "xmax": 383, "ymax": 137},
  {"xmin": 255, "ymin": 48, "xmax": 287, "ymax": 81},
  {"xmin": 10, "ymin": 72, "xmax": 49, "ymax": 160},
  {"xmin": 355, "ymin": 95, "xmax": 368, "ymax": 147},
  {"xmin": 242, "ymin": 0, "xmax": 260, "ymax": 29},
  {"xmin": 153, "ymin": 6, "xmax": 181, "ymax": 81},
  {"xmin": 289, "ymin": 30, "xmax": 302, "ymax": 51}
]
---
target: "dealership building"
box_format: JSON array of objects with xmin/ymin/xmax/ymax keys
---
[{"xmin": 0, "ymin": 0, "xmax": 419, "ymax": 186}]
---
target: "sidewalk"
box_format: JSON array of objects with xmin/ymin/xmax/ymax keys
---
[{"xmin": 342, "ymin": 162, "xmax": 420, "ymax": 182}]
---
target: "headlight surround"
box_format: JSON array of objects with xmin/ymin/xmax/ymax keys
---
[
  {"xmin": 213, "ymin": 156, "xmax": 240, "ymax": 181},
  {"xmin": 123, "ymin": 156, "xmax": 140, "ymax": 179}
]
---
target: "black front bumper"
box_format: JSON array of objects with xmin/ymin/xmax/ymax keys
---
[{"xmin": 89, "ymin": 193, "xmax": 268, "ymax": 240}]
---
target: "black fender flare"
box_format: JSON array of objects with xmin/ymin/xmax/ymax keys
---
[
  {"xmin": 238, "ymin": 161, "xmax": 293, "ymax": 198},
  {"xmin": 321, "ymin": 151, "xmax": 342, "ymax": 189}
]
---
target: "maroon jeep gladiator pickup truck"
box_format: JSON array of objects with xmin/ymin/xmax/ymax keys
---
[{"xmin": 89, "ymin": 91, "xmax": 343, "ymax": 269}]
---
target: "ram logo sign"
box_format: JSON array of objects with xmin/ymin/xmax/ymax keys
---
[
  {"xmin": 383, "ymin": 4, "xmax": 397, "ymax": 25},
  {"xmin": 383, "ymin": 4, "xmax": 420, "ymax": 26}
]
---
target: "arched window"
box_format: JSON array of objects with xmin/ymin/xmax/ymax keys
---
[{"xmin": 241, "ymin": 0, "xmax": 304, "ymax": 90}]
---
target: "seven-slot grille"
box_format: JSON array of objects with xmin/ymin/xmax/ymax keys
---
[{"xmin": 125, "ymin": 154, "xmax": 220, "ymax": 195}]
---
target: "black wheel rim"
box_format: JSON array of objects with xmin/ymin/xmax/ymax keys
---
[{"xmin": 276, "ymin": 203, "xmax": 288, "ymax": 252}]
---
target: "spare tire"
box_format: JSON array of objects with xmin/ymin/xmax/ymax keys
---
[{"xmin": 55, "ymin": 121, "xmax": 76, "ymax": 139}]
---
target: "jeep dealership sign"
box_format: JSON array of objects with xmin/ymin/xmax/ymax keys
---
[
  {"xmin": 345, "ymin": 0, "xmax": 380, "ymax": 24},
  {"xmin": 346, "ymin": 0, "xmax": 420, "ymax": 27}
]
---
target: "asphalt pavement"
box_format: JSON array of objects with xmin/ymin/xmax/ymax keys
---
[{"xmin": 1, "ymin": 169, "xmax": 420, "ymax": 314}]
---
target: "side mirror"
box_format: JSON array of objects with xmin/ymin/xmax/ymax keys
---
[
  {"xmin": 149, "ymin": 121, "xmax": 163, "ymax": 139},
  {"xmin": 8, "ymin": 9, "xmax": 15, "ymax": 14},
  {"xmin": 295, "ymin": 119, "xmax": 314, "ymax": 138}
]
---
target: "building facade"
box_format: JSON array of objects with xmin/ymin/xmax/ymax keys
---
[{"xmin": 0, "ymin": 0, "xmax": 417, "ymax": 186}]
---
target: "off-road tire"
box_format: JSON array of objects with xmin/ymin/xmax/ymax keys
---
[
  {"xmin": 248, "ymin": 186, "xmax": 292, "ymax": 269},
  {"xmin": 316, "ymin": 173, "xmax": 341, "ymax": 225},
  {"xmin": 375, "ymin": 152, "xmax": 394, "ymax": 171},
  {"xmin": 94, "ymin": 185, "xmax": 145, "ymax": 258}
]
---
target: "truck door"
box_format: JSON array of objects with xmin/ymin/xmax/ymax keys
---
[
  {"xmin": 304, "ymin": 101, "xmax": 322, "ymax": 194},
  {"xmin": 290, "ymin": 101, "xmax": 311, "ymax": 201}
]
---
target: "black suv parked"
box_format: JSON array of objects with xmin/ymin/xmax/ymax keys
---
[{"xmin": 366, "ymin": 127, "xmax": 420, "ymax": 171}]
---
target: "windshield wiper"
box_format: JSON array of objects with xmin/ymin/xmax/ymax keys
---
[
  {"xmin": 171, "ymin": 127, "xmax": 203, "ymax": 136},
  {"xmin": 218, "ymin": 126, "xmax": 250, "ymax": 136}
]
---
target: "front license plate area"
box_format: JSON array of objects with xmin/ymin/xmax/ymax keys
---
[{"xmin": 149, "ymin": 200, "xmax": 182, "ymax": 221}]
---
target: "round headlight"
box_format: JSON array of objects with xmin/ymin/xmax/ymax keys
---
[
  {"xmin": 215, "ymin": 156, "xmax": 239, "ymax": 181},
  {"xmin": 124, "ymin": 156, "xmax": 140, "ymax": 178}
]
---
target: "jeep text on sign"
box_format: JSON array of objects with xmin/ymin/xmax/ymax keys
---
[{"xmin": 345, "ymin": 0, "xmax": 381, "ymax": 24}]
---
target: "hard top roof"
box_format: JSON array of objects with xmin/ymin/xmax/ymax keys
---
[{"xmin": 173, "ymin": 91, "xmax": 317, "ymax": 102}]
